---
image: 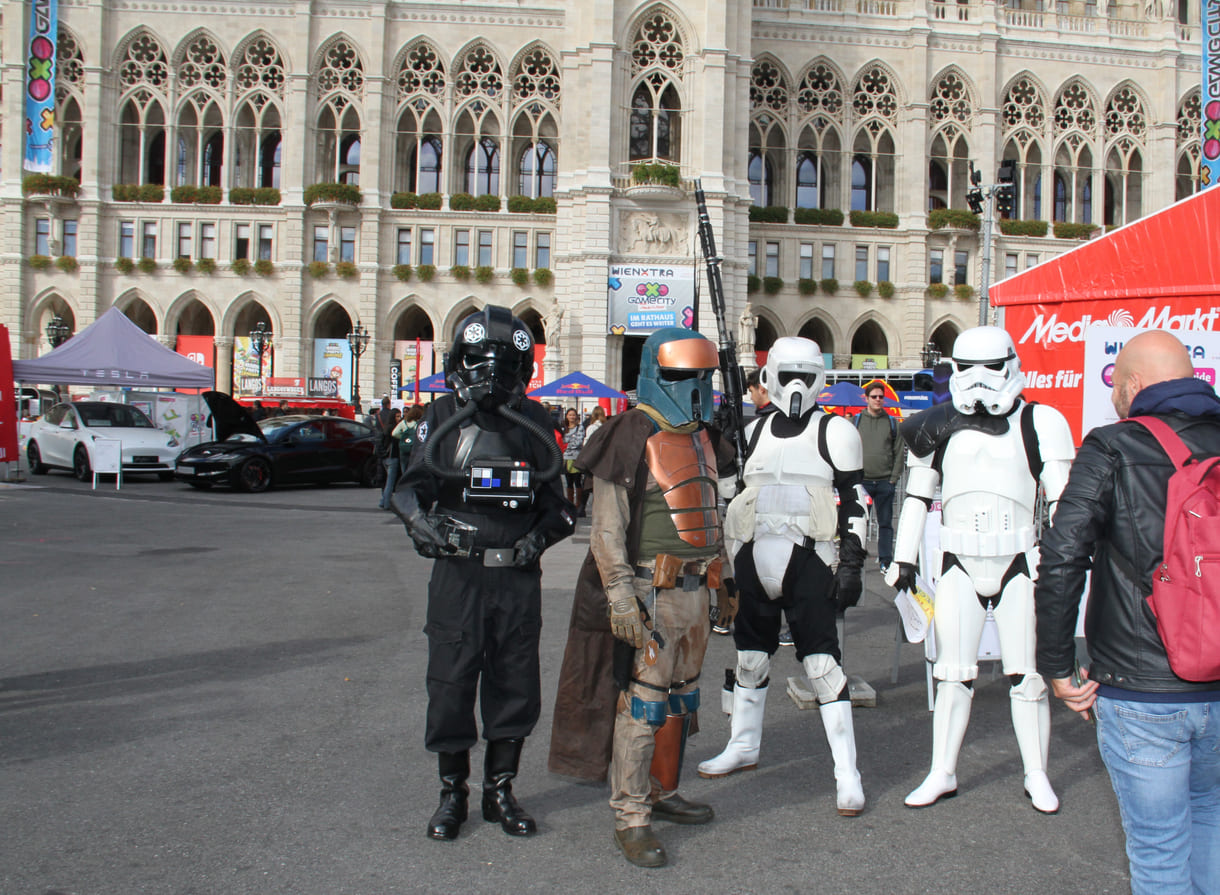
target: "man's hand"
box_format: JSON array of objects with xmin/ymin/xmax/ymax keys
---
[
  {"xmin": 885, "ymin": 561, "xmax": 918, "ymax": 592},
  {"xmin": 390, "ymin": 489, "xmax": 448, "ymax": 558},
  {"xmin": 512, "ymin": 530, "xmax": 547, "ymax": 569},
  {"xmin": 832, "ymin": 563, "xmax": 863, "ymax": 612},
  {"xmin": 1051, "ymin": 668, "xmax": 1099, "ymax": 721},
  {"xmin": 609, "ymin": 598, "xmax": 646, "ymax": 648}
]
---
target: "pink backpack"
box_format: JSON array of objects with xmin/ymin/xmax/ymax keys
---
[{"xmin": 1125, "ymin": 416, "xmax": 1220, "ymax": 682}]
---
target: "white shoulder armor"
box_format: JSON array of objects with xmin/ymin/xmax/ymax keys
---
[
  {"xmin": 1031, "ymin": 403, "xmax": 1075, "ymax": 463},
  {"xmin": 741, "ymin": 413, "xmax": 834, "ymax": 488},
  {"xmin": 823, "ymin": 413, "xmax": 863, "ymax": 473}
]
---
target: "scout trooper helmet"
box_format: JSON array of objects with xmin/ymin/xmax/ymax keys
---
[
  {"xmin": 761, "ymin": 336, "xmax": 826, "ymax": 419},
  {"xmin": 949, "ymin": 325, "xmax": 1024, "ymax": 415}
]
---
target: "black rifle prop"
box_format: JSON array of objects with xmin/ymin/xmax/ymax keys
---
[{"xmin": 694, "ymin": 180, "xmax": 747, "ymax": 490}]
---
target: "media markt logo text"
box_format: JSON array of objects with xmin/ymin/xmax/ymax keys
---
[{"xmin": 1020, "ymin": 307, "xmax": 1220, "ymax": 346}]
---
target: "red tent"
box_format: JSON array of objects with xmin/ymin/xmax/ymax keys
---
[{"xmin": 991, "ymin": 187, "xmax": 1220, "ymax": 442}]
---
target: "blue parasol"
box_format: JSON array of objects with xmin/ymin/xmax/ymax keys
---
[
  {"xmin": 399, "ymin": 372, "xmax": 451, "ymax": 393},
  {"xmin": 528, "ymin": 371, "xmax": 627, "ymax": 400}
]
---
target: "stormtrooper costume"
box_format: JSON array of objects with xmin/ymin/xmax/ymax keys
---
[
  {"xmin": 698, "ymin": 337, "xmax": 869, "ymax": 817},
  {"xmin": 884, "ymin": 326, "xmax": 1074, "ymax": 814}
]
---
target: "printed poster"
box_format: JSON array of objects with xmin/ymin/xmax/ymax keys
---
[
  {"xmin": 313, "ymin": 338, "xmax": 352, "ymax": 402},
  {"xmin": 24, "ymin": 0, "xmax": 57, "ymax": 173},
  {"xmin": 607, "ymin": 264, "xmax": 695, "ymax": 335},
  {"xmin": 1202, "ymin": 0, "xmax": 1220, "ymax": 189}
]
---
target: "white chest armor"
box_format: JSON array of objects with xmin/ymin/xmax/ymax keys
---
[
  {"xmin": 725, "ymin": 413, "xmax": 839, "ymax": 554},
  {"xmin": 939, "ymin": 422, "xmax": 1038, "ymax": 557}
]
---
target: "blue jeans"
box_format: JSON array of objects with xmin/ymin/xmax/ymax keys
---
[
  {"xmin": 1094, "ymin": 694, "xmax": 1220, "ymax": 895},
  {"xmin": 379, "ymin": 456, "xmax": 400, "ymax": 508},
  {"xmin": 861, "ymin": 479, "xmax": 895, "ymax": 566}
]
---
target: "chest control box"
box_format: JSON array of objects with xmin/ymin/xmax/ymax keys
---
[{"xmin": 464, "ymin": 459, "xmax": 534, "ymax": 510}]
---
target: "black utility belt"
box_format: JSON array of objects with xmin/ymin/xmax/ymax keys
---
[
  {"xmin": 463, "ymin": 546, "xmax": 517, "ymax": 567},
  {"xmin": 634, "ymin": 564, "xmax": 708, "ymax": 591}
]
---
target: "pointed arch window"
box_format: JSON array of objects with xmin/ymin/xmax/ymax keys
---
[{"xmin": 519, "ymin": 142, "xmax": 555, "ymax": 198}]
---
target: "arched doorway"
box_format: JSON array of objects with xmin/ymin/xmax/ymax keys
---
[
  {"xmin": 929, "ymin": 321, "xmax": 960, "ymax": 361},
  {"xmin": 120, "ymin": 296, "xmax": 158, "ymax": 334},
  {"xmin": 176, "ymin": 298, "xmax": 215, "ymax": 335},
  {"xmin": 797, "ymin": 318, "xmax": 835, "ymax": 356},
  {"xmin": 850, "ymin": 320, "xmax": 888, "ymax": 357}
]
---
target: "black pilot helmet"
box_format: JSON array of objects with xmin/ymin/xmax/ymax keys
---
[{"xmin": 445, "ymin": 305, "xmax": 535, "ymax": 409}]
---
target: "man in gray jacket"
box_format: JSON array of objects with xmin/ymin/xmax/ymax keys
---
[
  {"xmin": 854, "ymin": 382, "xmax": 904, "ymax": 572},
  {"xmin": 1034, "ymin": 330, "xmax": 1220, "ymax": 895}
]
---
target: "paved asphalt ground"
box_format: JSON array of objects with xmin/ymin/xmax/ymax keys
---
[{"xmin": 1, "ymin": 473, "xmax": 1131, "ymax": 895}]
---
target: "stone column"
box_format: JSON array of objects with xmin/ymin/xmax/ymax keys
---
[{"xmin": 214, "ymin": 337, "xmax": 234, "ymax": 394}]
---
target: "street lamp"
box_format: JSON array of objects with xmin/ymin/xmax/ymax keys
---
[
  {"xmin": 920, "ymin": 341, "xmax": 942, "ymax": 368},
  {"xmin": 46, "ymin": 315, "xmax": 72, "ymax": 349},
  {"xmin": 250, "ymin": 321, "xmax": 272, "ymax": 386},
  {"xmin": 347, "ymin": 321, "xmax": 370, "ymax": 408}
]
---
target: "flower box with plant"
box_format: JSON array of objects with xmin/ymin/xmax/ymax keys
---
[
  {"xmin": 510, "ymin": 267, "xmax": 530, "ymax": 287},
  {"xmin": 303, "ymin": 182, "xmax": 361, "ymax": 207},
  {"xmin": 508, "ymin": 195, "xmax": 556, "ymax": 214},
  {"xmin": 998, "ymin": 219, "xmax": 1049, "ymax": 237},
  {"xmin": 877, "ymin": 280, "xmax": 895, "ymax": 299},
  {"xmin": 927, "ymin": 282, "xmax": 949, "ymax": 299},
  {"xmin": 450, "ymin": 264, "xmax": 471, "ymax": 281},
  {"xmin": 798, "ymin": 278, "xmax": 818, "ymax": 295},
  {"xmin": 474, "ymin": 194, "xmax": 501, "ymax": 212},
  {"xmin": 1053, "ymin": 222, "xmax": 1099, "ymax": 240},
  {"xmin": 307, "ymin": 260, "xmax": 329, "ymax": 278},
  {"xmin": 448, "ymin": 193, "xmax": 477, "ymax": 211},
  {"xmin": 172, "ymin": 256, "xmax": 193, "ymax": 273},
  {"xmin": 928, "ymin": 208, "xmax": 980, "ymax": 231},
  {"xmin": 763, "ymin": 276, "xmax": 784, "ymax": 295},
  {"xmin": 820, "ymin": 277, "xmax": 839, "ymax": 295},
  {"xmin": 747, "ymin": 275, "xmax": 761, "ymax": 294},
  {"xmin": 475, "ymin": 266, "xmax": 495, "ymax": 284},
  {"xmin": 391, "ymin": 192, "xmax": 419, "ymax": 209},
  {"xmin": 793, "ymin": 207, "xmax": 844, "ymax": 226},
  {"xmin": 55, "ymin": 255, "xmax": 80, "ymax": 273},
  {"xmin": 112, "ymin": 184, "xmax": 165, "ymax": 203},
  {"xmin": 170, "ymin": 185, "xmax": 222, "ymax": 204},
  {"xmin": 229, "ymin": 187, "xmax": 281, "ymax": 206},
  {"xmin": 23, "ymin": 174, "xmax": 80, "ymax": 198},
  {"xmin": 630, "ymin": 162, "xmax": 681, "ymax": 188},
  {"xmin": 137, "ymin": 256, "xmax": 158, "ymax": 273},
  {"xmin": 854, "ymin": 280, "xmax": 873, "ymax": 297},
  {"xmin": 254, "ymin": 258, "xmax": 275, "ymax": 276},
  {"xmin": 954, "ymin": 283, "xmax": 975, "ymax": 300},
  {"xmin": 393, "ymin": 264, "xmax": 413, "ymax": 282},
  {"xmin": 749, "ymin": 205, "xmax": 789, "ymax": 224},
  {"xmin": 533, "ymin": 267, "xmax": 553, "ymax": 287},
  {"xmin": 335, "ymin": 261, "xmax": 358, "ymax": 279},
  {"xmin": 416, "ymin": 193, "xmax": 443, "ymax": 210},
  {"xmin": 114, "ymin": 257, "xmax": 135, "ymax": 274},
  {"xmin": 849, "ymin": 209, "xmax": 899, "ymax": 228},
  {"xmin": 417, "ymin": 264, "xmax": 436, "ymax": 282},
  {"xmin": 231, "ymin": 257, "xmax": 251, "ymax": 275},
  {"xmin": 196, "ymin": 257, "xmax": 216, "ymax": 275},
  {"xmin": 27, "ymin": 254, "xmax": 52, "ymax": 270}
]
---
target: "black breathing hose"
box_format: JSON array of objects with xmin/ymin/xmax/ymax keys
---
[{"xmin": 420, "ymin": 397, "xmax": 563, "ymax": 484}]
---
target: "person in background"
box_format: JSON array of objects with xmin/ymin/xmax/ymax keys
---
[
  {"xmin": 394, "ymin": 404, "xmax": 426, "ymax": 463},
  {"xmin": 561, "ymin": 407, "xmax": 586, "ymax": 515},
  {"xmin": 854, "ymin": 382, "xmax": 904, "ymax": 574},
  {"xmin": 584, "ymin": 406, "xmax": 607, "ymax": 442},
  {"xmin": 250, "ymin": 400, "xmax": 268, "ymax": 422},
  {"xmin": 274, "ymin": 399, "xmax": 290, "ymax": 417},
  {"xmin": 1034, "ymin": 330, "xmax": 1220, "ymax": 894},
  {"xmin": 378, "ymin": 406, "xmax": 403, "ymax": 510}
]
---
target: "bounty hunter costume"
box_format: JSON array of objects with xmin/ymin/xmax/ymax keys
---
[
  {"xmin": 884, "ymin": 325, "xmax": 1074, "ymax": 814},
  {"xmin": 393, "ymin": 305, "xmax": 575, "ymax": 841},
  {"xmin": 548, "ymin": 327, "xmax": 733, "ymax": 869},
  {"xmin": 697, "ymin": 336, "xmax": 869, "ymax": 817}
]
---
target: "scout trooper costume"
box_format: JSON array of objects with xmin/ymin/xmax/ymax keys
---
[
  {"xmin": 884, "ymin": 325, "xmax": 1074, "ymax": 814},
  {"xmin": 698, "ymin": 336, "xmax": 869, "ymax": 816}
]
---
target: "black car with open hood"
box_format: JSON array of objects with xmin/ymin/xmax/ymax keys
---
[{"xmin": 173, "ymin": 391, "xmax": 379, "ymax": 492}]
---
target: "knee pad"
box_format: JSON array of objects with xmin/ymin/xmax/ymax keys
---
[
  {"xmin": 1009, "ymin": 673, "xmax": 1047, "ymax": 702},
  {"xmin": 668, "ymin": 689, "xmax": 699, "ymax": 714},
  {"xmin": 736, "ymin": 650, "xmax": 771, "ymax": 689},
  {"xmin": 802, "ymin": 653, "xmax": 847, "ymax": 704},
  {"xmin": 629, "ymin": 696, "xmax": 669, "ymax": 727}
]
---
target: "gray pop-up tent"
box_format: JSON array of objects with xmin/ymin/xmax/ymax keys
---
[{"xmin": 12, "ymin": 306, "xmax": 214, "ymax": 389}]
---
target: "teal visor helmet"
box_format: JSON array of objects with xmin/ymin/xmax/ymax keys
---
[{"xmin": 636, "ymin": 327, "xmax": 720, "ymax": 426}]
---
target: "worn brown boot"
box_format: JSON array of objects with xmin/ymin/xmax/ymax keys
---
[
  {"xmin": 613, "ymin": 825, "xmax": 667, "ymax": 868},
  {"xmin": 651, "ymin": 793, "xmax": 714, "ymax": 825}
]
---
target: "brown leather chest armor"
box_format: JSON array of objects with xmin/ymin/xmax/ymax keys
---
[{"xmin": 643, "ymin": 428, "xmax": 722, "ymax": 550}]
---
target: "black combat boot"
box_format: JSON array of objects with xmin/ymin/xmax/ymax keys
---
[
  {"xmin": 481, "ymin": 738, "xmax": 537, "ymax": 836},
  {"xmin": 426, "ymin": 750, "xmax": 469, "ymax": 841}
]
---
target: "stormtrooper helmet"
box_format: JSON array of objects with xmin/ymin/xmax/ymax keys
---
[
  {"xmin": 761, "ymin": 336, "xmax": 826, "ymax": 419},
  {"xmin": 949, "ymin": 326, "xmax": 1024, "ymax": 415}
]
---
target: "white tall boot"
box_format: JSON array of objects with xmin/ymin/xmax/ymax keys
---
[
  {"xmin": 905, "ymin": 680, "xmax": 973, "ymax": 808},
  {"xmin": 697, "ymin": 685, "xmax": 767, "ymax": 778},
  {"xmin": 819, "ymin": 700, "xmax": 865, "ymax": 816},
  {"xmin": 1011, "ymin": 684, "xmax": 1059, "ymax": 814}
]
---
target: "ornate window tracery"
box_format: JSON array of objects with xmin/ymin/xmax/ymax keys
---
[
  {"xmin": 628, "ymin": 10, "xmax": 685, "ymax": 164},
  {"xmin": 117, "ymin": 32, "xmax": 170, "ymax": 185}
]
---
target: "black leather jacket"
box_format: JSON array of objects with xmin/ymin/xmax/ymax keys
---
[{"xmin": 1035, "ymin": 411, "xmax": 1220, "ymax": 693}]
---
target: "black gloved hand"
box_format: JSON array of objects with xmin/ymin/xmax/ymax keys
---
[
  {"xmin": 512, "ymin": 529, "xmax": 547, "ymax": 569},
  {"xmin": 390, "ymin": 488, "xmax": 448, "ymax": 558},
  {"xmin": 888, "ymin": 561, "xmax": 919, "ymax": 594},
  {"xmin": 832, "ymin": 563, "xmax": 863, "ymax": 612}
]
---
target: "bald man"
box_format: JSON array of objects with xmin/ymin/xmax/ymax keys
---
[{"xmin": 1034, "ymin": 330, "xmax": 1220, "ymax": 895}]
